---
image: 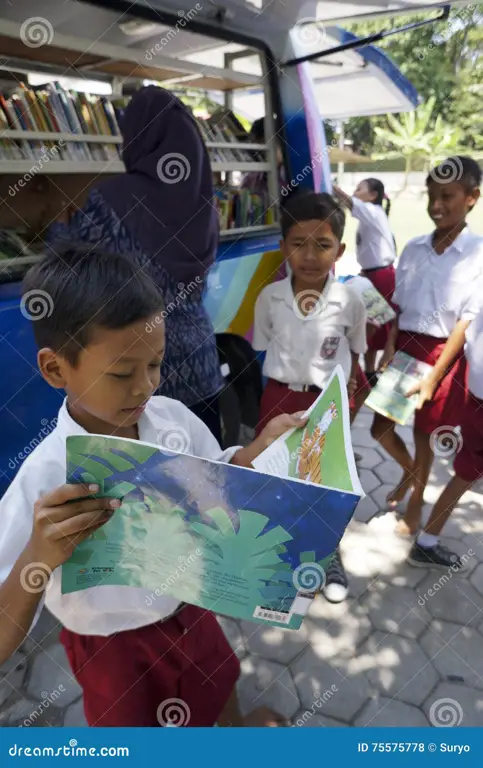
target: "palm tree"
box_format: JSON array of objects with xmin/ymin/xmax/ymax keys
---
[{"xmin": 374, "ymin": 97, "xmax": 436, "ymax": 189}]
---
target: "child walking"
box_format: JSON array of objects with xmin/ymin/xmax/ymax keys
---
[
  {"xmin": 408, "ymin": 300, "xmax": 483, "ymax": 568},
  {"xmin": 0, "ymin": 245, "xmax": 306, "ymax": 727},
  {"xmin": 371, "ymin": 156, "xmax": 483, "ymax": 541},
  {"xmin": 333, "ymin": 178, "xmax": 396, "ymax": 386},
  {"xmin": 253, "ymin": 192, "xmax": 367, "ymax": 602}
]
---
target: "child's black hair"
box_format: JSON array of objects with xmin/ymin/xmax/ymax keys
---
[
  {"xmin": 281, "ymin": 190, "xmax": 345, "ymax": 241},
  {"xmin": 363, "ymin": 177, "xmax": 391, "ymax": 216},
  {"xmin": 23, "ymin": 243, "xmax": 164, "ymax": 366},
  {"xmin": 427, "ymin": 156, "xmax": 482, "ymax": 193}
]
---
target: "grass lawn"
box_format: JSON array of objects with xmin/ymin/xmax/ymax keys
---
[{"xmin": 337, "ymin": 194, "xmax": 483, "ymax": 277}]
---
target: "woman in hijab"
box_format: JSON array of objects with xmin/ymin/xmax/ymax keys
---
[{"xmin": 47, "ymin": 85, "xmax": 224, "ymax": 440}]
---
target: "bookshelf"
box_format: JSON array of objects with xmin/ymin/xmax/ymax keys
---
[{"xmin": 0, "ymin": 16, "xmax": 280, "ymax": 241}]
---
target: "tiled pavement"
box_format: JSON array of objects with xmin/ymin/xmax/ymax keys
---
[{"xmin": 1, "ymin": 409, "xmax": 483, "ymax": 728}]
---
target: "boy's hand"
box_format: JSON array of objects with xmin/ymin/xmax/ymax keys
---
[
  {"xmin": 258, "ymin": 412, "xmax": 308, "ymax": 450},
  {"xmin": 378, "ymin": 344, "xmax": 395, "ymax": 372},
  {"xmin": 406, "ymin": 374, "xmax": 438, "ymax": 409},
  {"xmin": 347, "ymin": 377, "xmax": 357, "ymax": 398},
  {"xmin": 27, "ymin": 484, "xmax": 120, "ymax": 573}
]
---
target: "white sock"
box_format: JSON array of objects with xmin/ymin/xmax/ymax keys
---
[{"xmin": 417, "ymin": 532, "xmax": 439, "ymax": 549}]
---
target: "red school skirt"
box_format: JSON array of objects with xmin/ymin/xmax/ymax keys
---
[
  {"xmin": 361, "ymin": 264, "xmax": 396, "ymax": 352},
  {"xmin": 453, "ymin": 393, "xmax": 483, "ymax": 482},
  {"xmin": 256, "ymin": 367, "xmax": 369, "ymax": 435},
  {"xmin": 396, "ymin": 331, "xmax": 467, "ymax": 435},
  {"xmin": 60, "ymin": 605, "xmax": 240, "ymax": 727}
]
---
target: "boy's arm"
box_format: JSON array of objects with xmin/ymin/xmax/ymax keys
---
[
  {"xmin": 348, "ymin": 351, "xmax": 359, "ymax": 397},
  {"xmin": 379, "ymin": 314, "xmax": 399, "ymax": 371},
  {"xmin": 231, "ymin": 412, "xmax": 308, "ymax": 468}
]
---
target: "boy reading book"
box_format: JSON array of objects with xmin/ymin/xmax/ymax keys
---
[{"xmin": 0, "ymin": 245, "xmax": 306, "ymax": 727}]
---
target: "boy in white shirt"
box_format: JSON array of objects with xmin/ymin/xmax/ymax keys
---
[
  {"xmin": 0, "ymin": 245, "xmax": 305, "ymax": 727},
  {"xmin": 407, "ymin": 301, "xmax": 483, "ymax": 569},
  {"xmin": 253, "ymin": 192, "xmax": 367, "ymax": 602}
]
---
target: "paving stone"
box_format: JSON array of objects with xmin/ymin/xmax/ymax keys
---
[
  {"xmin": 416, "ymin": 573, "xmax": 482, "ymax": 627},
  {"xmin": 64, "ymin": 698, "xmax": 88, "ymax": 727},
  {"xmin": 423, "ymin": 683, "xmax": 483, "ymax": 727},
  {"xmin": 217, "ymin": 616, "xmax": 247, "ymax": 659},
  {"xmin": 420, "ymin": 621, "xmax": 483, "ymax": 691},
  {"xmin": 27, "ymin": 643, "xmax": 82, "ymax": 708},
  {"xmin": 374, "ymin": 460, "xmax": 409, "ymax": 486},
  {"xmin": 291, "ymin": 648, "xmax": 372, "ymax": 722},
  {"xmin": 0, "ymin": 651, "xmax": 27, "ymax": 708},
  {"xmin": 470, "ymin": 563, "xmax": 483, "ymax": 597},
  {"xmin": 21, "ymin": 608, "xmax": 61, "ymax": 654},
  {"xmin": 237, "ymin": 658, "xmax": 300, "ymax": 719},
  {"xmin": 351, "ymin": 428, "xmax": 379, "ymax": 449},
  {"xmin": 367, "ymin": 584, "xmax": 432, "ymax": 639},
  {"xmin": 0, "ymin": 695, "xmax": 65, "ymax": 727},
  {"xmin": 462, "ymin": 533, "xmax": 483, "ymax": 564},
  {"xmin": 353, "ymin": 448, "xmax": 383, "ymax": 470},
  {"xmin": 292, "ymin": 712, "xmax": 347, "ymax": 727},
  {"xmin": 306, "ymin": 606, "xmax": 372, "ymax": 659},
  {"xmin": 240, "ymin": 620, "xmax": 309, "ymax": 665},
  {"xmin": 354, "ymin": 695, "xmax": 429, "ymax": 727},
  {"xmin": 353, "ymin": 494, "xmax": 379, "ymax": 523},
  {"xmin": 370, "ymin": 484, "xmax": 405, "ymax": 513},
  {"xmin": 358, "ymin": 631, "xmax": 438, "ymax": 706},
  {"xmin": 358, "ymin": 469, "xmax": 380, "ymax": 495}
]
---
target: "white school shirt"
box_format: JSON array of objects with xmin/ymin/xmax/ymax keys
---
[
  {"xmin": 351, "ymin": 197, "xmax": 396, "ymax": 270},
  {"xmin": 253, "ymin": 274, "xmax": 367, "ymax": 388},
  {"xmin": 393, "ymin": 227, "xmax": 483, "ymax": 338},
  {"xmin": 0, "ymin": 397, "xmax": 240, "ymax": 637},
  {"xmin": 465, "ymin": 306, "xmax": 483, "ymax": 399}
]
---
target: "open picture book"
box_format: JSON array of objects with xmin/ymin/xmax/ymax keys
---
[
  {"xmin": 366, "ymin": 351, "xmax": 433, "ymax": 426},
  {"xmin": 62, "ymin": 367, "xmax": 362, "ymax": 630}
]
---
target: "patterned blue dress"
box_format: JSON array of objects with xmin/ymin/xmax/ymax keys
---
[{"xmin": 48, "ymin": 188, "xmax": 223, "ymax": 407}]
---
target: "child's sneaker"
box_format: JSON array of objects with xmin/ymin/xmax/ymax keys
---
[
  {"xmin": 322, "ymin": 548, "xmax": 349, "ymax": 602},
  {"xmin": 408, "ymin": 541, "xmax": 467, "ymax": 571}
]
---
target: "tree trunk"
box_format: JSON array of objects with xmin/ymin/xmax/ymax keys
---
[{"xmin": 402, "ymin": 154, "xmax": 412, "ymax": 190}]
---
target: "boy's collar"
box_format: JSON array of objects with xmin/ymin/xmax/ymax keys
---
[
  {"xmin": 277, "ymin": 272, "xmax": 334, "ymax": 306},
  {"xmin": 56, "ymin": 398, "xmax": 158, "ymax": 444}
]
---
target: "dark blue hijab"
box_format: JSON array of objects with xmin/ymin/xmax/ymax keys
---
[{"xmin": 98, "ymin": 85, "xmax": 218, "ymax": 283}]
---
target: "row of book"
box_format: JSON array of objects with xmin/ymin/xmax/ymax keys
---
[
  {"xmin": 0, "ymin": 83, "xmax": 121, "ymax": 163},
  {"xmin": 196, "ymin": 115, "xmax": 257, "ymax": 163},
  {"xmin": 215, "ymin": 187, "xmax": 275, "ymax": 230}
]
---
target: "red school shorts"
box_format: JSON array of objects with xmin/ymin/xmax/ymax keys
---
[
  {"xmin": 453, "ymin": 393, "xmax": 483, "ymax": 482},
  {"xmin": 255, "ymin": 367, "xmax": 369, "ymax": 435},
  {"xmin": 60, "ymin": 605, "xmax": 240, "ymax": 727},
  {"xmin": 361, "ymin": 264, "xmax": 396, "ymax": 352},
  {"xmin": 396, "ymin": 331, "xmax": 467, "ymax": 435}
]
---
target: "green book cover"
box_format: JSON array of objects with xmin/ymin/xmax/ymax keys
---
[
  {"xmin": 62, "ymin": 368, "xmax": 361, "ymax": 629},
  {"xmin": 366, "ymin": 351, "xmax": 433, "ymax": 426}
]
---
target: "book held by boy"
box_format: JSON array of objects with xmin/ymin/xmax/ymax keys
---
[
  {"xmin": 365, "ymin": 351, "xmax": 433, "ymax": 426},
  {"xmin": 340, "ymin": 274, "xmax": 396, "ymax": 327},
  {"xmin": 62, "ymin": 367, "xmax": 362, "ymax": 629}
]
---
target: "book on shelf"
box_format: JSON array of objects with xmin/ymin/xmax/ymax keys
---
[
  {"xmin": 365, "ymin": 351, "xmax": 433, "ymax": 426},
  {"xmin": 214, "ymin": 187, "xmax": 273, "ymax": 230}
]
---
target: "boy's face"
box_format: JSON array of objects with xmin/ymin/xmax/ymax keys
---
[
  {"xmin": 427, "ymin": 180, "xmax": 480, "ymax": 231},
  {"xmin": 281, "ymin": 219, "xmax": 345, "ymax": 283},
  {"xmin": 39, "ymin": 314, "xmax": 165, "ymax": 434}
]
